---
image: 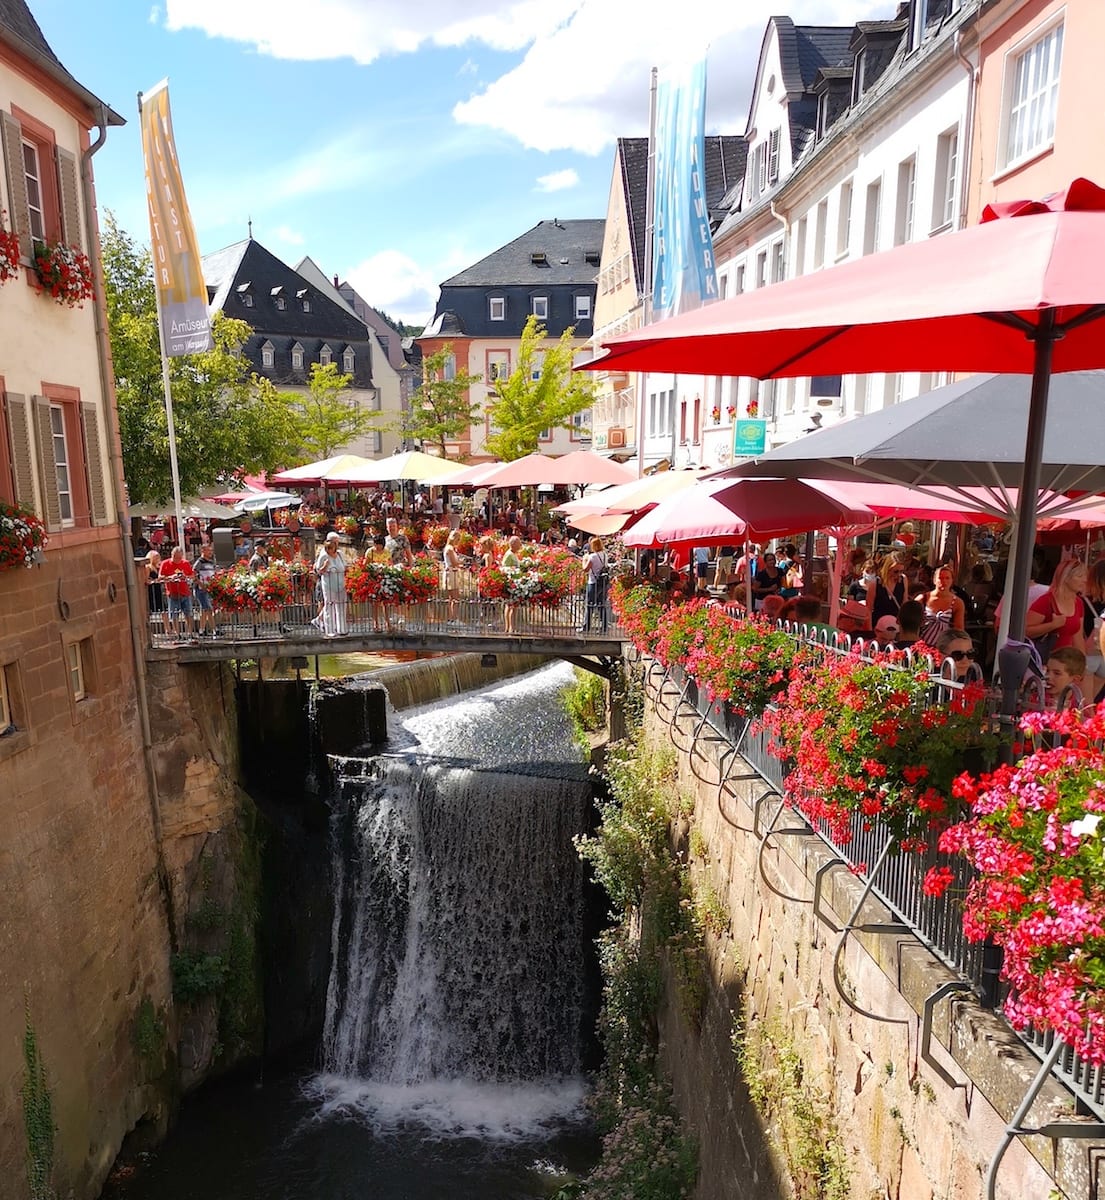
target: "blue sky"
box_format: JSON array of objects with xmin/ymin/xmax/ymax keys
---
[{"xmin": 30, "ymin": 0, "xmax": 886, "ymax": 327}]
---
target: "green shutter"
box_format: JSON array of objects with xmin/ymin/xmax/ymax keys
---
[
  {"xmin": 0, "ymin": 112, "xmax": 31, "ymax": 259},
  {"xmin": 80, "ymin": 402, "xmax": 107, "ymax": 524},
  {"xmin": 56, "ymin": 146, "xmax": 83, "ymax": 252},
  {"xmin": 3, "ymin": 392, "xmax": 37, "ymax": 510},
  {"xmin": 33, "ymin": 396, "xmax": 62, "ymax": 531}
]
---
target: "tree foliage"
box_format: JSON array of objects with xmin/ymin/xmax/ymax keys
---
[
  {"xmin": 484, "ymin": 316, "xmax": 596, "ymax": 461},
  {"xmin": 264, "ymin": 362, "xmax": 383, "ymax": 460},
  {"xmin": 402, "ymin": 343, "xmax": 483, "ymax": 457},
  {"xmin": 102, "ymin": 214, "xmax": 300, "ymax": 503}
]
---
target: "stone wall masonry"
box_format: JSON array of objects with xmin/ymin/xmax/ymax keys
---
[
  {"xmin": 0, "ymin": 538, "xmax": 173, "ymax": 1200},
  {"xmin": 643, "ymin": 681, "xmax": 1095, "ymax": 1200}
]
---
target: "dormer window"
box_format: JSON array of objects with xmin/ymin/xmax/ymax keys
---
[
  {"xmin": 532, "ymin": 295, "xmax": 548, "ymax": 320},
  {"xmin": 261, "ymin": 341, "xmax": 275, "ymax": 369},
  {"xmin": 343, "ymin": 347, "xmax": 355, "ymax": 373},
  {"xmin": 291, "ymin": 342, "xmax": 304, "ymax": 371},
  {"xmin": 817, "ymin": 93, "xmax": 829, "ymax": 139},
  {"xmin": 296, "ymin": 288, "xmax": 312, "ymax": 314},
  {"xmin": 319, "ymin": 344, "xmax": 332, "ymax": 367},
  {"xmin": 271, "ymin": 285, "xmax": 287, "ymax": 310},
  {"xmin": 852, "ymin": 50, "xmax": 867, "ymax": 105},
  {"xmin": 236, "ymin": 282, "xmax": 253, "ymax": 307},
  {"xmin": 489, "ymin": 296, "xmax": 505, "ymax": 320},
  {"xmin": 530, "ymin": 251, "xmax": 548, "ymax": 266},
  {"xmin": 584, "ymin": 251, "xmax": 600, "ymax": 266}
]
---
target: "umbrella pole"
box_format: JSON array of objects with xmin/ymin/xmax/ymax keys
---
[
  {"xmin": 744, "ymin": 539, "xmax": 753, "ymax": 613},
  {"xmin": 1003, "ymin": 316, "xmax": 1056, "ymax": 644}
]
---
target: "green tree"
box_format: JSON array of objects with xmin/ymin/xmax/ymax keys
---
[
  {"xmin": 265, "ymin": 362, "xmax": 383, "ymax": 460},
  {"xmin": 484, "ymin": 315, "xmax": 596, "ymax": 461},
  {"xmin": 102, "ymin": 215, "xmax": 300, "ymax": 503},
  {"xmin": 402, "ymin": 344, "xmax": 483, "ymax": 457}
]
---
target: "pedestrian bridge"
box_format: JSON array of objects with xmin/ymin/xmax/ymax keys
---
[{"xmin": 146, "ymin": 593, "xmax": 625, "ymax": 674}]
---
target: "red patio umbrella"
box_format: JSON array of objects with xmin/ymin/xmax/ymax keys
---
[
  {"xmin": 586, "ymin": 178, "xmax": 1105, "ymax": 641},
  {"xmin": 477, "ymin": 450, "xmax": 635, "ymax": 488}
]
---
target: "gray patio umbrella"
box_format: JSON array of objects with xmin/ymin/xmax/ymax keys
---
[{"xmin": 716, "ymin": 370, "xmax": 1105, "ymax": 519}]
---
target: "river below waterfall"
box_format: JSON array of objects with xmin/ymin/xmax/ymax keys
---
[{"xmin": 102, "ymin": 661, "xmax": 602, "ymax": 1199}]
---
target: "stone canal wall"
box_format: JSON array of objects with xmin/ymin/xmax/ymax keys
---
[{"xmin": 641, "ymin": 682, "xmax": 1075, "ymax": 1200}]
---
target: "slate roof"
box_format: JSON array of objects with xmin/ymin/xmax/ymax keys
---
[
  {"xmin": 0, "ymin": 0, "xmax": 124, "ymax": 124},
  {"xmin": 794, "ymin": 27, "xmax": 855, "ymax": 88},
  {"xmin": 440, "ymin": 220, "xmax": 605, "ymax": 288},
  {"xmin": 618, "ymin": 134, "xmax": 747, "ymax": 288}
]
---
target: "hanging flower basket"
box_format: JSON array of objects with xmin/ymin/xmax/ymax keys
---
[
  {"xmin": 0, "ymin": 500, "xmax": 47, "ymax": 572},
  {"xmin": 32, "ymin": 240, "xmax": 95, "ymax": 308},
  {"xmin": 346, "ymin": 556, "xmax": 439, "ymax": 605},
  {"xmin": 0, "ymin": 216, "xmax": 20, "ymax": 283},
  {"xmin": 205, "ymin": 562, "xmax": 300, "ymax": 612}
]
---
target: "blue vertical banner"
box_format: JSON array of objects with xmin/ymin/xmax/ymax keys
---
[{"xmin": 651, "ymin": 60, "xmax": 718, "ymax": 319}]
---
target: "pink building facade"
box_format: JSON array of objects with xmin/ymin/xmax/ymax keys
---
[{"xmin": 970, "ymin": 0, "xmax": 1105, "ymax": 217}]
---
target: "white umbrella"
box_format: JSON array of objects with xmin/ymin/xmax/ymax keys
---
[
  {"xmin": 232, "ymin": 491, "xmax": 303, "ymax": 513},
  {"xmin": 129, "ymin": 497, "xmax": 236, "ymax": 520}
]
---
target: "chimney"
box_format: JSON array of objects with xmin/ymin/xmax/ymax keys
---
[{"xmin": 333, "ymin": 274, "xmax": 339, "ymax": 287}]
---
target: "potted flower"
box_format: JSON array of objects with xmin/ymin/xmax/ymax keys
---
[
  {"xmin": 32, "ymin": 240, "xmax": 95, "ymax": 308},
  {"xmin": 0, "ymin": 214, "xmax": 20, "ymax": 284},
  {"xmin": 710, "ymin": 405, "xmax": 721, "ymax": 424},
  {"xmin": 346, "ymin": 556, "xmax": 439, "ymax": 606},
  {"xmin": 746, "ymin": 400, "xmax": 759, "ymax": 418},
  {"xmin": 934, "ymin": 706, "xmax": 1105, "ymax": 1064},
  {"xmin": 685, "ymin": 609, "xmax": 799, "ymax": 718},
  {"xmin": 335, "ymin": 515, "xmax": 360, "ymax": 536},
  {"xmin": 726, "ymin": 404, "xmax": 737, "ymax": 421},
  {"xmin": 0, "ymin": 500, "xmax": 47, "ymax": 572},
  {"xmin": 763, "ymin": 650, "xmax": 993, "ymax": 848},
  {"xmin": 206, "ymin": 562, "xmax": 296, "ymax": 612}
]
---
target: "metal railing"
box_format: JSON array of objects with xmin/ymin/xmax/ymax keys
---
[
  {"xmin": 146, "ymin": 575, "xmax": 622, "ymax": 648},
  {"xmin": 658, "ymin": 621, "xmax": 1105, "ymax": 1128}
]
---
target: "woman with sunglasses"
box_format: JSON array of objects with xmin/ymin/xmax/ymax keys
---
[
  {"xmin": 865, "ymin": 555, "xmax": 908, "ymax": 626},
  {"xmin": 934, "ymin": 629, "xmax": 977, "ymax": 680}
]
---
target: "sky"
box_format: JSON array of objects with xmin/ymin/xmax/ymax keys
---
[{"xmin": 30, "ymin": 0, "xmax": 889, "ymax": 329}]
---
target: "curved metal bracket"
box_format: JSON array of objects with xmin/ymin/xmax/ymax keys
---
[
  {"xmin": 811, "ymin": 857, "xmax": 848, "ymax": 938},
  {"xmin": 687, "ymin": 707, "xmax": 730, "ymax": 782},
  {"xmin": 919, "ymin": 981, "xmax": 972, "ymax": 1092},
  {"xmin": 715, "ymin": 744, "xmax": 761, "ymax": 830},
  {"xmin": 756, "ymin": 793, "xmax": 817, "ymax": 903},
  {"xmin": 831, "ymin": 839, "xmax": 910, "ymax": 1026},
  {"xmin": 983, "ymin": 1038, "xmax": 1105, "ymax": 1200},
  {"xmin": 667, "ymin": 676, "xmax": 696, "ymax": 742}
]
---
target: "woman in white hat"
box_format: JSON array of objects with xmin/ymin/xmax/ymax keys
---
[{"xmin": 313, "ymin": 531, "xmax": 348, "ymax": 637}]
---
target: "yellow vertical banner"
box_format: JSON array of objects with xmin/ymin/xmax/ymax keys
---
[{"xmin": 138, "ymin": 79, "xmax": 212, "ymax": 356}]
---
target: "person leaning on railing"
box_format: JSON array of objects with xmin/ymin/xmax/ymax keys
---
[{"xmin": 192, "ymin": 543, "xmax": 217, "ymax": 637}]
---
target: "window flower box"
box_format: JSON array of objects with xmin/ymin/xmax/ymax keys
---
[
  {"xmin": 32, "ymin": 240, "xmax": 95, "ymax": 308},
  {"xmin": 0, "ymin": 501, "xmax": 48, "ymax": 572},
  {"xmin": 0, "ymin": 219, "xmax": 20, "ymax": 283}
]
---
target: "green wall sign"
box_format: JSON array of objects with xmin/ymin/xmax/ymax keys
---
[{"xmin": 733, "ymin": 418, "xmax": 767, "ymax": 457}]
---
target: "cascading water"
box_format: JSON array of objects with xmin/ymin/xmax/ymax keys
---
[{"xmin": 310, "ymin": 662, "xmax": 597, "ymax": 1141}]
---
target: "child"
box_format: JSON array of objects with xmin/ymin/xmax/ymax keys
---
[{"xmin": 1045, "ymin": 646, "xmax": 1088, "ymax": 710}]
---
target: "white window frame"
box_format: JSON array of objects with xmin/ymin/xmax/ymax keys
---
[
  {"xmin": 487, "ymin": 353, "xmax": 510, "ymax": 383},
  {"xmin": 21, "ymin": 140, "xmax": 46, "ymax": 242},
  {"xmin": 319, "ymin": 344, "xmax": 333, "ymax": 367},
  {"xmin": 734, "ymin": 264, "xmax": 746, "ymax": 295},
  {"xmin": 261, "ymin": 342, "xmax": 275, "ymax": 369},
  {"xmin": 767, "ymin": 129, "xmax": 780, "ymax": 184},
  {"xmin": 241, "ymin": 292, "xmax": 253, "ymax": 308},
  {"xmin": 894, "ymin": 157, "xmax": 917, "ymax": 245},
  {"xmin": 343, "ymin": 348, "xmax": 355, "ymax": 373},
  {"xmin": 770, "ymin": 239, "xmax": 784, "ymax": 284},
  {"xmin": 67, "ymin": 640, "xmax": 85, "ymax": 702},
  {"xmin": 489, "ymin": 296, "xmax": 505, "ymax": 320},
  {"xmin": 443, "ymin": 353, "xmax": 456, "ymax": 382},
  {"xmin": 574, "ymin": 294, "xmax": 591, "ymax": 321},
  {"xmin": 49, "ymin": 403, "xmax": 74, "ymax": 527},
  {"xmin": 836, "ymin": 180, "xmax": 853, "ymax": 259},
  {"xmin": 793, "ymin": 217, "xmax": 807, "ymax": 277},
  {"xmin": 291, "ymin": 343, "xmax": 304, "ymax": 371},
  {"xmin": 302, "ymin": 298, "xmax": 311, "ymax": 313},
  {"xmin": 1000, "ymin": 17, "xmax": 1064, "ymax": 172},
  {"xmin": 532, "ymin": 295, "xmax": 549, "ymax": 320},
  {"xmin": 863, "ymin": 179, "xmax": 882, "ymax": 255},
  {"xmin": 275, "ymin": 296, "xmax": 287, "ymax": 311},
  {"xmin": 932, "ymin": 127, "xmax": 959, "ymax": 233},
  {"xmin": 813, "ymin": 198, "xmax": 829, "ymax": 270}
]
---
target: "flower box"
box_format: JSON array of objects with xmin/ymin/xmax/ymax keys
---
[
  {"xmin": 32, "ymin": 240, "xmax": 95, "ymax": 308},
  {"xmin": 345, "ymin": 556, "xmax": 439, "ymax": 605},
  {"xmin": 0, "ymin": 501, "xmax": 48, "ymax": 573}
]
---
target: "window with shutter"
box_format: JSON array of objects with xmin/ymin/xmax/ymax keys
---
[
  {"xmin": 33, "ymin": 397, "xmax": 63, "ymax": 531},
  {"xmin": 3, "ymin": 393, "xmax": 36, "ymax": 510},
  {"xmin": 767, "ymin": 129, "xmax": 780, "ymax": 183},
  {"xmin": 80, "ymin": 403, "xmax": 108, "ymax": 524},
  {"xmin": 3, "ymin": 107, "xmax": 63, "ymax": 256},
  {"xmin": 0, "ymin": 112, "xmax": 32, "ymax": 259}
]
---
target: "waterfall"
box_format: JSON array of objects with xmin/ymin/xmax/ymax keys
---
[{"xmin": 313, "ymin": 664, "xmax": 595, "ymax": 1138}]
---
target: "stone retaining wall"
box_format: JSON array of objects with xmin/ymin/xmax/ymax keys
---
[{"xmin": 644, "ymin": 679, "xmax": 1086, "ymax": 1200}]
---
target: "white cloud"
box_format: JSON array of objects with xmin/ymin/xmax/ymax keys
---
[
  {"xmin": 535, "ymin": 169, "xmax": 580, "ymax": 193},
  {"xmin": 163, "ymin": 0, "xmax": 893, "ymax": 152},
  {"xmin": 344, "ymin": 249, "xmax": 442, "ymax": 328}
]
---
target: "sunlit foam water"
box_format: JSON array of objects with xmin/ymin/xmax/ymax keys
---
[{"xmin": 314, "ymin": 663, "xmax": 593, "ymax": 1139}]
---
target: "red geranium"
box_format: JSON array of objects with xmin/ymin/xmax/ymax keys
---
[{"xmin": 32, "ymin": 240, "xmax": 95, "ymax": 307}]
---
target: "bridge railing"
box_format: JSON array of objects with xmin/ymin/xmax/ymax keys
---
[{"xmin": 146, "ymin": 576, "xmax": 622, "ymax": 647}]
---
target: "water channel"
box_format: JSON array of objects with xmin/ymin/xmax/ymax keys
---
[{"xmin": 103, "ymin": 661, "xmax": 602, "ymax": 1199}]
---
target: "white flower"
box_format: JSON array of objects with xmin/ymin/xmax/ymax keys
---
[{"xmin": 1068, "ymin": 813, "xmax": 1102, "ymax": 839}]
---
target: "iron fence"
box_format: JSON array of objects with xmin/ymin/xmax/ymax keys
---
[
  {"xmin": 146, "ymin": 573, "xmax": 622, "ymax": 647},
  {"xmin": 661, "ymin": 623, "xmax": 1105, "ymax": 1123}
]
